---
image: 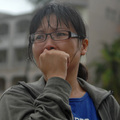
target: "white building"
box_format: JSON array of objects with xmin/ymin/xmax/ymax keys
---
[{"xmin": 0, "ymin": 13, "xmax": 41, "ymax": 95}]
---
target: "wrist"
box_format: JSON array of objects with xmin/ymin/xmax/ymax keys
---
[{"xmin": 45, "ymin": 74, "xmax": 67, "ymax": 81}]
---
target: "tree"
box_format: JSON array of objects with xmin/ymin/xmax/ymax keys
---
[{"xmin": 93, "ymin": 38, "xmax": 120, "ymax": 103}]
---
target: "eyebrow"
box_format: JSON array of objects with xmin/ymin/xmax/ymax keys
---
[
  {"xmin": 36, "ymin": 28, "xmax": 70, "ymax": 33},
  {"xmin": 36, "ymin": 30, "xmax": 45, "ymax": 33}
]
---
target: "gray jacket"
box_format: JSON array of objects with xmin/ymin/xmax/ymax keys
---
[{"xmin": 0, "ymin": 77, "xmax": 120, "ymax": 120}]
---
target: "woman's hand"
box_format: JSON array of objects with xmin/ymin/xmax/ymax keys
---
[{"xmin": 38, "ymin": 49, "xmax": 70, "ymax": 81}]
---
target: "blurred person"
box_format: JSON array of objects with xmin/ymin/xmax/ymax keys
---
[{"xmin": 0, "ymin": 2, "xmax": 120, "ymax": 120}]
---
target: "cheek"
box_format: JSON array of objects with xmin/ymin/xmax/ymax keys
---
[
  {"xmin": 58, "ymin": 41, "xmax": 78, "ymax": 59},
  {"xmin": 32, "ymin": 44, "xmax": 42, "ymax": 64}
]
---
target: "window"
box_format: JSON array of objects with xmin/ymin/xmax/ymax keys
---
[
  {"xmin": 77, "ymin": 7, "xmax": 88, "ymax": 25},
  {"xmin": 14, "ymin": 47, "xmax": 27, "ymax": 62},
  {"xmin": 0, "ymin": 78, "xmax": 5, "ymax": 92},
  {"xmin": 16, "ymin": 19, "xmax": 30, "ymax": 33},
  {"xmin": 105, "ymin": 7, "xmax": 117, "ymax": 21},
  {"xmin": 0, "ymin": 23, "xmax": 9, "ymax": 36},
  {"xmin": 12, "ymin": 76, "xmax": 27, "ymax": 85},
  {"xmin": 0, "ymin": 50, "xmax": 7, "ymax": 64}
]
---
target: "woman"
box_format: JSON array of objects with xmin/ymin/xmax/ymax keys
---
[{"xmin": 0, "ymin": 2, "xmax": 119, "ymax": 120}]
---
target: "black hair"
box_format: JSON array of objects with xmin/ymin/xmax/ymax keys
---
[{"xmin": 28, "ymin": 2, "xmax": 88, "ymax": 81}]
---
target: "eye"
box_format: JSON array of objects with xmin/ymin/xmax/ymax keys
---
[
  {"xmin": 35, "ymin": 34, "xmax": 45, "ymax": 40},
  {"xmin": 56, "ymin": 32, "xmax": 68, "ymax": 36}
]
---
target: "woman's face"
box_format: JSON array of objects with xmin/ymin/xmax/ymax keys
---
[{"xmin": 32, "ymin": 14, "xmax": 88, "ymax": 70}]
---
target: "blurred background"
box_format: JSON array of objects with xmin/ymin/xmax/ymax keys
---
[{"xmin": 0, "ymin": 0, "xmax": 120, "ymax": 103}]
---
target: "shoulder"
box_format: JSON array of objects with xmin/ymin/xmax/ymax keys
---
[
  {"xmin": 99, "ymin": 94, "xmax": 120, "ymax": 119},
  {"xmin": 0, "ymin": 84, "xmax": 30, "ymax": 101},
  {"xmin": 106, "ymin": 94, "xmax": 120, "ymax": 112},
  {"xmin": 78, "ymin": 78, "xmax": 120, "ymax": 119},
  {"xmin": 77, "ymin": 78, "xmax": 119, "ymax": 107},
  {"xmin": 0, "ymin": 77, "xmax": 44, "ymax": 101}
]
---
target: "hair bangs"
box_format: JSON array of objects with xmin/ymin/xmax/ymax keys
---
[{"xmin": 30, "ymin": 3, "xmax": 73, "ymax": 34}]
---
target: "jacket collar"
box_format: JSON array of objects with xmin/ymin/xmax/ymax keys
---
[
  {"xmin": 19, "ymin": 76, "xmax": 112, "ymax": 109},
  {"xmin": 77, "ymin": 77, "xmax": 112, "ymax": 109}
]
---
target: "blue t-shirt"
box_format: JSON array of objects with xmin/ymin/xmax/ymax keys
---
[{"xmin": 69, "ymin": 92, "xmax": 100, "ymax": 120}]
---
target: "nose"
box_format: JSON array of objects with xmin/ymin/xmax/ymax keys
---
[{"xmin": 43, "ymin": 34, "xmax": 57, "ymax": 50}]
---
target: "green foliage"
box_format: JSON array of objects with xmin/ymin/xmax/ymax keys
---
[{"xmin": 93, "ymin": 38, "xmax": 120, "ymax": 104}]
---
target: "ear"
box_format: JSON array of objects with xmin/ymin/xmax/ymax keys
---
[{"xmin": 81, "ymin": 39, "xmax": 88, "ymax": 55}]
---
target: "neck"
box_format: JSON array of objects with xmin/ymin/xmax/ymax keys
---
[{"xmin": 66, "ymin": 66, "xmax": 86, "ymax": 98}]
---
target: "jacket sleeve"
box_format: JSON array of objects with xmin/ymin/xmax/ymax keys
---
[
  {"xmin": 0, "ymin": 77, "xmax": 74, "ymax": 120},
  {"xmin": 98, "ymin": 94, "xmax": 120, "ymax": 120},
  {"xmin": 108, "ymin": 95, "xmax": 120, "ymax": 120}
]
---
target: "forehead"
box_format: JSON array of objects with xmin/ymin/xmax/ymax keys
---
[{"xmin": 37, "ymin": 14, "xmax": 75, "ymax": 32}]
